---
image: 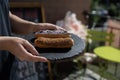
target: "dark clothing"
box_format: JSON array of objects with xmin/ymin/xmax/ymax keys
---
[
  {"xmin": 0, "ymin": 0, "xmax": 11, "ymax": 36},
  {"xmin": 0, "ymin": 0, "xmax": 11, "ymax": 74},
  {"xmin": 0, "ymin": 0, "xmax": 48, "ymax": 80},
  {"xmin": 0, "ymin": 0, "xmax": 15, "ymax": 79}
]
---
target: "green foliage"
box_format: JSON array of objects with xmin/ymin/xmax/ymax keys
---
[{"xmin": 91, "ymin": 0, "xmax": 120, "ymax": 18}]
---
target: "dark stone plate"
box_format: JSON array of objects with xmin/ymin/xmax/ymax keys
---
[{"xmin": 30, "ymin": 33, "xmax": 85, "ymax": 62}]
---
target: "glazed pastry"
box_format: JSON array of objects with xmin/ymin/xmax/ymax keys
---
[
  {"xmin": 34, "ymin": 37, "xmax": 74, "ymax": 48},
  {"xmin": 34, "ymin": 29, "xmax": 74, "ymax": 48},
  {"xmin": 35, "ymin": 30, "xmax": 71, "ymax": 38}
]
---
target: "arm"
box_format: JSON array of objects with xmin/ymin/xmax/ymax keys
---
[
  {"xmin": 0, "ymin": 36, "xmax": 48, "ymax": 62},
  {"xmin": 9, "ymin": 12, "xmax": 36, "ymax": 34},
  {"xmin": 9, "ymin": 12, "xmax": 63, "ymax": 34},
  {"xmin": 6, "ymin": 12, "xmax": 64, "ymax": 62}
]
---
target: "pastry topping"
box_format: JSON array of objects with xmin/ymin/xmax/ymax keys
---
[{"xmin": 35, "ymin": 29, "xmax": 68, "ymax": 34}]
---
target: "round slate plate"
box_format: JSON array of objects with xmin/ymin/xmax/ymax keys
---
[{"xmin": 30, "ymin": 34, "xmax": 85, "ymax": 61}]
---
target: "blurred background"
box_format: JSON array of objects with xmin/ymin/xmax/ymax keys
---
[{"xmin": 9, "ymin": 0, "xmax": 120, "ymax": 80}]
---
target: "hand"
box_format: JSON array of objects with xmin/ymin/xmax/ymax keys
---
[
  {"xmin": 32, "ymin": 23, "xmax": 66, "ymax": 32},
  {"xmin": 0, "ymin": 37, "xmax": 48, "ymax": 62}
]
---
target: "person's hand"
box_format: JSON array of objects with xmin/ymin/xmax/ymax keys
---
[
  {"xmin": 32, "ymin": 23, "xmax": 66, "ymax": 32},
  {"xmin": 0, "ymin": 37, "xmax": 48, "ymax": 62}
]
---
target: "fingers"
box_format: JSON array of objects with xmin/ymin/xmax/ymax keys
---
[
  {"xmin": 42, "ymin": 23, "xmax": 58, "ymax": 30},
  {"xmin": 19, "ymin": 45, "xmax": 48, "ymax": 62},
  {"xmin": 35, "ymin": 23, "xmax": 66, "ymax": 31},
  {"xmin": 23, "ymin": 40, "xmax": 39, "ymax": 56},
  {"xmin": 16, "ymin": 40, "xmax": 48, "ymax": 62},
  {"xmin": 56, "ymin": 26, "xmax": 67, "ymax": 31},
  {"xmin": 25, "ymin": 53, "xmax": 48, "ymax": 62},
  {"xmin": 25, "ymin": 41, "xmax": 48, "ymax": 62},
  {"xmin": 22, "ymin": 40, "xmax": 48, "ymax": 62},
  {"xmin": 48, "ymin": 24, "xmax": 66, "ymax": 31}
]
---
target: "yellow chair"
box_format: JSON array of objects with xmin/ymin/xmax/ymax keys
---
[
  {"xmin": 74, "ymin": 29, "xmax": 114, "ymax": 75},
  {"xmin": 74, "ymin": 19, "xmax": 120, "ymax": 79},
  {"xmin": 94, "ymin": 46, "xmax": 120, "ymax": 63},
  {"xmin": 93, "ymin": 19, "xmax": 120, "ymax": 75}
]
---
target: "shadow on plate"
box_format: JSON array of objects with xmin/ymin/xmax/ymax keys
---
[{"xmin": 35, "ymin": 47, "xmax": 71, "ymax": 53}]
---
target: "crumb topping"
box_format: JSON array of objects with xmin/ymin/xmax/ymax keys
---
[{"xmin": 35, "ymin": 30, "xmax": 68, "ymax": 34}]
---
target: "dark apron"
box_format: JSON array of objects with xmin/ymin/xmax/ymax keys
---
[{"xmin": 0, "ymin": 0, "xmax": 15, "ymax": 79}]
